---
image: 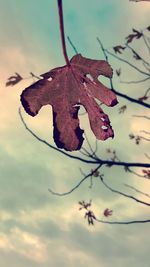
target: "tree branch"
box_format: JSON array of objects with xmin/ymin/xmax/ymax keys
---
[
  {"xmin": 19, "ymin": 107, "xmax": 150, "ymax": 168},
  {"xmin": 120, "ymin": 77, "xmax": 150, "ymax": 84},
  {"xmin": 105, "ymin": 48, "xmax": 150, "ymax": 76},
  {"xmin": 96, "ymin": 37, "xmax": 150, "ymax": 109},
  {"xmin": 99, "ymin": 176, "xmax": 150, "ymax": 206},
  {"xmin": 132, "ymin": 115, "xmax": 150, "ymax": 120},
  {"xmin": 95, "ymin": 218, "xmax": 150, "ymax": 224},
  {"xmin": 18, "ymin": 107, "xmax": 96, "ymax": 164},
  {"xmin": 48, "ymin": 165, "xmax": 102, "ymax": 196},
  {"xmin": 124, "ymin": 183, "xmax": 150, "ymax": 198}
]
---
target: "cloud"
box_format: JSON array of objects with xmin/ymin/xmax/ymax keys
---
[{"xmin": 0, "ymin": 228, "xmax": 48, "ymax": 263}]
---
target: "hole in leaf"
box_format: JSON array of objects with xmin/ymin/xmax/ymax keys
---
[
  {"xmin": 101, "ymin": 125, "xmax": 108, "ymax": 131},
  {"xmin": 83, "ymin": 82, "xmax": 88, "ymax": 88},
  {"xmin": 86, "ymin": 74, "xmax": 94, "ymax": 81},
  {"xmin": 48, "ymin": 77, "xmax": 53, "ymax": 81}
]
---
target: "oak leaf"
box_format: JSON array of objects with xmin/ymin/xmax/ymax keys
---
[{"xmin": 21, "ymin": 54, "xmax": 117, "ymax": 151}]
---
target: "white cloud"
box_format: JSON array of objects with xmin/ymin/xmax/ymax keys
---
[{"xmin": 0, "ymin": 228, "xmax": 48, "ymax": 263}]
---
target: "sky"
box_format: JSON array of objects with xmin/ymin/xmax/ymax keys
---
[{"xmin": 0, "ymin": 0, "xmax": 150, "ymax": 266}]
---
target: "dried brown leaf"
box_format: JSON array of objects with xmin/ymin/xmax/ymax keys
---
[{"xmin": 21, "ymin": 54, "xmax": 118, "ymax": 151}]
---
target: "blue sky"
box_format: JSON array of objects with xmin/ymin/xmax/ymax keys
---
[{"xmin": 0, "ymin": 1, "xmax": 150, "ymax": 266}]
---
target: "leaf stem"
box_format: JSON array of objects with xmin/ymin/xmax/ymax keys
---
[{"xmin": 57, "ymin": 0, "xmax": 70, "ymax": 66}]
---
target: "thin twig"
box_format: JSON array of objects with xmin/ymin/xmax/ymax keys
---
[
  {"xmin": 105, "ymin": 49, "xmax": 150, "ymax": 76},
  {"xmin": 96, "ymin": 37, "xmax": 150, "ymax": 109},
  {"xmin": 144, "ymin": 87, "xmax": 150, "ymax": 96},
  {"xmin": 48, "ymin": 165, "xmax": 102, "ymax": 196},
  {"xmin": 79, "ymin": 167, "xmax": 86, "ymax": 176},
  {"xmin": 141, "ymin": 130, "xmax": 150, "ymax": 135},
  {"xmin": 95, "ymin": 218, "xmax": 150, "ymax": 225},
  {"xmin": 68, "ymin": 35, "xmax": 150, "ymax": 108},
  {"xmin": 120, "ymin": 77, "xmax": 150, "ymax": 84},
  {"xmin": 79, "ymin": 168, "xmax": 94, "ymax": 188},
  {"xmin": 79, "ymin": 149, "xmax": 91, "ymax": 158},
  {"xmin": 125, "ymin": 167, "xmax": 148, "ymax": 179},
  {"xmin": 142, "ymin": 31, "xmax": 150, "ymax": 55},
  {"xmin": 132, "ymin": 115, "xmax": 150, "ymax": 120},
  {"xmin": 18, "ymin": 107, "xmax": 96, "ymax": 164},
  {"xmin": 84, "ymin": 132, "xmax": 99, "ymax": 159},
  {"xmin": 93, "ymin": 140, "xmax": 98, "ymax": 157},
  {"xmin": 112, "ymin": 89, "xmax": 150, "ymax": 109},
  {"xmin": 145, "ymin": 153, "xmax": 150, "ymax": 160},
  {"xmin": 143, "ymin": 62, "xmax": 150, "ymax": 72},
  {"xmin": 67, "ymin": 36, "xmax": 78, "ymax": 54},
  {"xmin": 19, "ymin": 108, "xmax": 150, "ymax": 168},
  {"xmin": 99, "ymin": 176, "xmax": 150, "ymax": 206},
  {"xmin": 124, "ymin": 183, "xmax": 150, "ymax": 198},
  {"xmin": 127, "ymin": 43, "xmax": 150, "ymax": 68},
  {"xmin": 138, "ymin": 135, "xmax": 150, "ymax": 142}
]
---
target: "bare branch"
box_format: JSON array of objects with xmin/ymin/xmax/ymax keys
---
[
  {"xmin": 120, "ymin": 77, "xmax": 150, "ymax": 84},
  {"xmin": 138, "ymin": 135, "xmax": 150, "ymax": 141},
  {"xmin": 129, "ymin": 0, "xmax": 150, "ymax": 2},
  {"xmin": 18, "ymin": 107, "xmax": 97, "ymax": 164},
  {"xmin": 79, "ymin": 148, "xmax": 91, "ymax": 158},
  {"xmin": 112, "ymin": 89, "xmax": 150, "ymax": 109},
  {"xmin": 95, "ymin": 218, "xmax": 150, "ymax": 225},
  {"xmin": 96, "ymin": 37, "xmax": 150, "ymax": 109},
  {"xmin": 143, "ymin": 62, "xmax": 150, "ymax": 72},
  {"xmin": 145, "ymin": 153, "xmax": 150, "ymax": 160},
  {"xmin": 145, "ymin": 87, "xmax": 150, "ymax": 96},
  {"xmin": 124, "ymin": 166, "xmax": 149, "ymax": 179},
  {"xmin": 48, "ymin": 165, "xmax": 102, "ymax": 196},
  {"xmin": 105, "ymin": 49, "xmax": 150, "ymax": 76},
  {"xmin": 84, "ymin": 132, "xmax": 99, "ymax": 159},
  {"xmin": 99, "ymin": 176, "xmax": 150, "ymax": 206},
  {"xmin": 79, "ymin": 199, "xmax": 150, "ymax": 225},
  {"xmin": 132, "ymin": 115, "xmax": 150, "ymax": 120},
  {"xmin": 67, "ymin": 36, "xmax": 78, "ymax": 54},
  {"xmin": 126, "ymin": 43, "xmax": 150, "ymax": 69},
  {"xmin": 142, "ymin": 32, "xmax": 150, "ymax": 54},
  {"xmin": 124, "ymin": 183, "xmax": 150, "ymax": 198},
  {"xmin": 19, "ymin": 107, "xmax": 150, "ymax": 168},
  {"xmin": 68, "ymin": 35, "xmax": 150, "ymax": 108}
]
